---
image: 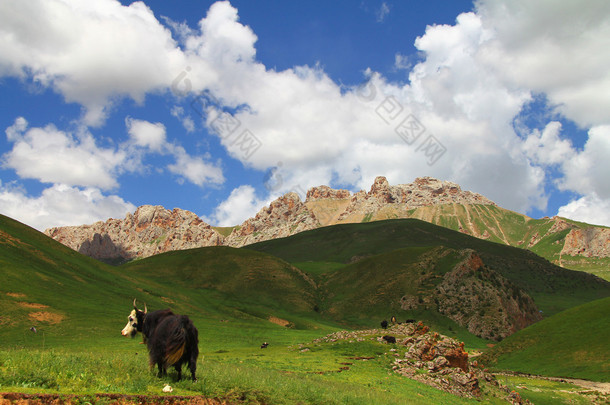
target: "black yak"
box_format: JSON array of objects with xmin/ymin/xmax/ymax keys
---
[
  {"xmin": 382, "ymin": 335, "xmax": 396, "ymax": 344},
  {"xmin": 121, "ymin": 299, "xmax": 199, "ymax": 381}
]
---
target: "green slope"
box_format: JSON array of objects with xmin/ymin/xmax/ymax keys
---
[
  {"xmin": 0, "ymin": 214, "xmax": 142, "ymax": 348},
  {"xmin": 0, "ymin": 214, "xmax": 335, "ymax": 350},
  {"xmin": 2, "ymin": 213, "xmax": 607, "ymax": 403},
  {"xmin": 406, "ymin": 203, "xmax": 608, "ymax": 277},
  {"xmin": 246, "ymin": 219, "xmax": 610, "ymax": 317},
  {"xmin": 480, "ymin": 297, "xmax": 610, "ymax": 381},
  {"xmin": 120, "ymin": 246, "xmax": 323, "ymax": 328}
]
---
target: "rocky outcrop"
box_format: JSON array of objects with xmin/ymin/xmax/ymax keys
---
[
  {"xmin": 44, "ymin": 205, "xmax": 223, "ymax": 262},
  {"xmin": 336, "ymin": 176, "xmax": 495, "ymax": 223},
  {"xmin": 392, "ymin": 323, "xmax": 479, "ymax": 398},
  {"xmin": 561, "ymin": 227, "xmax": 610, "ymax": 258},
  {"xmin": 398, "ymin": 250, "xmax": 542, "ymax": 341},
  {"xmin": 432, "ymin": 251, "xmax": 542, "ymax": 340},
  {"xmin": 305, "ymin": 185, "xmax": 350, "ymax": 201},
  {"xmin": 548, "ymin": 216, "xmax": 572, "ymax": 234},
  {"xmin": 312, "ymin": 324, "xmax": 482, "ymax": 398},
  {"xmin": 225, "ymin": 192, "xmax": 319, "ymax": 247}
]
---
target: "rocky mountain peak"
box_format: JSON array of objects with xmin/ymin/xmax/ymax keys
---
[
  {"xmin": 44, "ymin": 205, "xmax": 223, "ymax": 262},
  {"xmin": 226, "ymin": 192, "xmax": 319, "ymax": 247},
  {"xmin": 306, "ymin": 185, "xmax": 351, "ymax": 202},
  {"xmin": 44, "ymin": 175, "xmax": 609, "ymax": 265},
  {"xmin": 369, "ymin": 176, "xmax": 393, "ymax": 203},
  {"xmin": 369, "ymin": 175, "xmax": 390, "ymax": 193}
]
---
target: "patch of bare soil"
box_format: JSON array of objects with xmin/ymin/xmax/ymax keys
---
[
  {"xmin": 568, "ymin": 379, "xmax": 610, "ymax": 395},
  {"xmin": 6, "ymin": 293, "xmax": 26, "ymax": 298},
  {"xmin": 268, "ymin": 316, "xmax": 293, "ymax": 328},
  {"xmin": 28, "ymin": 312, "xmax": 64, "ymax": 324},
  {"xmin": 0, "ymin": 393, "xmax": 236, "ymax": 405},
  {"xmin": 18, "ymin": 303, "xmax": 49, "ymax": 309},
  {"xmin": 161, "ymin": 296, "xmax": 176, "ymax": 304}
]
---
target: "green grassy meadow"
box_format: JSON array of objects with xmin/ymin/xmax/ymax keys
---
[
  {"xmin": 481, "ymin": 297, "xmax": 610, "ymax": 382},
  {"xmin": 1, "ymin": 214, "xmax": 609, "ymax": 403}
]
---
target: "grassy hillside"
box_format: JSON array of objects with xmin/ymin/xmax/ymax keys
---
[
  {"xmin": 406, "ymin": 204, "xmax": 610, "ymax": 278},
  {"xmin": 246, "ymin": 219, "xmax": 610, "ymax": 317},
  {"xmin": 2, "ymin": 213, "xmax": 608, "ymax": 403},
  {"xmin": 481, "ymin": 297, "xmax": 610, "ymax": 382},
  {"xmin": 331, "ymin": 202, "xmax": 607, "ymax": 277},
  {"xmin": 1, "ymin": 214, "xmax": 495, "ymax": 403},
  {"xmin": 0, "ymin": 214, "xmax": 142, "ymax": 348},
  {"xmin": 120, "ymin": 246, "xmax": 324, "ymax": 330},
  {"xmin": 316, "ymin": 246, "xmax": 545, "ymax": 342}
]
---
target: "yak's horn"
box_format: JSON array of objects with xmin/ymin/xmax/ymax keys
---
[
  {"xmin": 133, "ymin": 298, "xmax": 137, "ymax": 309},
  {"xmin": 144, "ymin": 303, "xmax": 148, "ymax": 314}
]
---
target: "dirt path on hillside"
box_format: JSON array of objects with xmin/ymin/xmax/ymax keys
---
[
  {"xmin": 568, "ymin": 379, "xmax": 610, "ymax": 394},
  {"xmin": 0, "ymin": 392, "xmax": 238, "ymax": 405},
  {"xmin": 494, "ymin": 372, "xmax": 610, "ymax": 394}
]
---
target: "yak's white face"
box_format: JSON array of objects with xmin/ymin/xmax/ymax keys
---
[{"xmin": 121, "ymin": 309, "xmax": 138, "ymax": 337}]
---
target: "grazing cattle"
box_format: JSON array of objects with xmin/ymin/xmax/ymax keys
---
[
  {"xmin": 380, "ymin": 320, "xmax": 388, "ymax": 329},
  {"xmin": 121, "ymin": 299, "xmax": 199, "ymax": 381},
  {"xmin": 382, "ymin": 335, "xmax": 397, "ymax": 344},
  {"xmin": 260, "ymin": 342, "xmax": 269, "ymax": 349}
]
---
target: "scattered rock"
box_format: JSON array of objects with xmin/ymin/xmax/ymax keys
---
[{"xmin": 311, "ymin": 324, "xmax": 486, "ymax": 398}]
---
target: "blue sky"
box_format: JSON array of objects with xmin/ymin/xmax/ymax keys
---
[{"xmin": 1, "ymin": 0, "xmax": 610, "ymax": 230}]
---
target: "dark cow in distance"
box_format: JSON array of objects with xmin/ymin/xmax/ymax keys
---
[{"xmin": 121, "ymin": 299, "xmax": 199, "ymax": 381}]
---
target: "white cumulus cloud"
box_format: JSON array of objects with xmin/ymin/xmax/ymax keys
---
[
  {"xmin": 558, "ymin": 194, "xmax": 610, "ymax": 227},
  {"xmin": 0, "ymin": 182, "xmax": 136, "ymax": 231},
  {"xmin": 205, "ymin": 185, "xmax": 269, "ymax": 226},
  {"xmin": 167, "ymin": 146, "xmax": 224, "ymax": 187},
  {"xmin": 126, "ymin": 117, "xmax": 167, "ymax": 152},
  {"xmin": 475, "ymin": 0, "xmax": 610, "ymax": 128},
  {"xmin": 2, "ymin": 0, "xmax": 610, "ymax": 227},
  {"xmin": 0, "ymin": 0, "xmax": 190, "ymax": 126},
  {"xmin": 559, "ymin": 125, "xmax": 610, "ymax": 200},
  {"xmin": 522, "ymin": 122, "xmax": 575, "ymax": 166},
  {"xmin": 3, "ymin": 117, "xmax": 125, "ymax": 190}
]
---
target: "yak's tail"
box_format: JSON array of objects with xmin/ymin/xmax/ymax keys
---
[{"xmin": 164, "ymin": 316, "xmax": 188, "ymax": 367}]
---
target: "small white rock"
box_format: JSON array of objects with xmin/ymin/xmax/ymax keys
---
[{"xmin": 162, "ymin": 384, "xmax": 173, "ymax": 393}]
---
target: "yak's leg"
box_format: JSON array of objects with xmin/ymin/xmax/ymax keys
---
[
  {"xmin": 189, "ymin": 355, "xmax": 197, "ymax": 381},
  {"xmin": 174, "ymin": 364, "xmax": 182, "ymax": 381},
  {"xmin": 157, "ymin": 361, "xmax": 166, "ymax": 378}
]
